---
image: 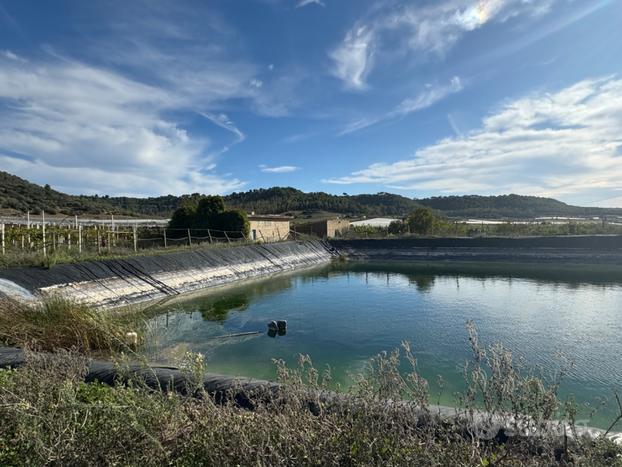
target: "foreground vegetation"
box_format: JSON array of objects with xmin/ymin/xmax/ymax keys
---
[
  {"xmin": 0, "ymin": 298, "xmax": 621, "ymax": 465},
  {"xmin": 0, "ymin": 345, "xmax": 621, "ymax": 465}
]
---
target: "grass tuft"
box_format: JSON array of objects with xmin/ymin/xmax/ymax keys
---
[{"xmin": 0, "ymin": 296, "xmax": 142, "ymax": 353}]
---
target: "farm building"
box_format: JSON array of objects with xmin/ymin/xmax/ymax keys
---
[
  {"xmin": 295, "ymin": 218, "xmax": 350, "ymax": 239},
  {"xmin": 248, "ymin": 215, "xmax": 292, "ymax": 242}
]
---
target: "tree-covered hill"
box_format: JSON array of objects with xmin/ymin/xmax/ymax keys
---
[
  {"xmin": 416, "ymin": 194, "xmax": 622, "ymax": 219},
  {"xmin": 224, "ymin": 187, "xmax": 420, "ymax": 217},
  {"xmin": 1, "ymin": 170, "xmax": 621, "ymax": 219},
  {"xmin": 0, "ymin": 171, "xmax": 121, "ymax": 216}
]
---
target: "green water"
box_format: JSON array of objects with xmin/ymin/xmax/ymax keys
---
[{"xmin": 145, "ymin": 262, "xmax": 622, "ymax": 429}]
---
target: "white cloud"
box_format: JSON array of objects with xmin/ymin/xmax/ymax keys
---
[
  {"xmin": 330, "ymin": 0, "xmax": 557, "ymax": 89},
  {"xmin": 325, "ymin": 76, "xmax": 622, "ymax": 204},
  {"xmin": 296, "ymin": 0, "xmax": 325, "ymax": 8},
  {"xmin": 0, "ymin": 52, "xmax": 245, "ymax": 196},
  {"xmin": 340, "ymin": 76, "xmax": 463, "ymax": 135},
  {"xmin": 259, "ymin": 164, "xmax": 301, "ymax": 173},
  {"xmin": 329, "ymin": 26, "xmax": 374, "ymax": 90},
  {"xmin": 0, "ymin": 3, "xmax": 307, "ymax": 196}
]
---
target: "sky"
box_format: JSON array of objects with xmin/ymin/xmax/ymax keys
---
[{"xmin": 0, "ymin": 0, "xmax": 621, "ymax": 207}]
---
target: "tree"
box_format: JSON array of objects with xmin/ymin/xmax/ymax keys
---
[
  {"xmin": 167, "ymin": 195, "xmax": 249, "ymax": 238},
  {"xmin": 169, "ymin": 204, "xmax": 197, "ymax": 230},
  {"xmin": 407, "ymin": 207, "xmax": 436, "ymax": 235},
  {"xmin": 215, "ymin": 210, "xmax": 250, "ymax": 238},
  {"xmin": 194, "ymin": 196, "xmax": 226, "ymax": 229}
]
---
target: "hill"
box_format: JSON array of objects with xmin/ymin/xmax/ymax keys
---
[
  {"xmin": 416, "ymin": 194, "xmax": 622, "ymax": 219},
  {"xmin": 224, "ymin": 187, "xmax": 420, "ymax": 218},
  {"xmin": 1, "ymin": 170, "xmax": 621, "ymax": 220},
  {"xmin": 0, "ymin": 171, "xmax": 123, "ymax": 216}
]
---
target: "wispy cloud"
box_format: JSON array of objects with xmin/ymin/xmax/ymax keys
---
[
  {"xmin": 0, "ymin": 1, "xmax": 20, "ymax": 34},
  {"xmin": 0, "ymin": 50, "xmax": 245, "ymax": 196},
  {"xmin": 282, "ymin": 132, "xmax": 315, "ymax": 143},
  {"xmin": 329, "ymin": 26, "xmax": 374, "ymax": 90},
  {"xmin": 296, "ymin": 0, "xmax": 325, "ymax": 8},
  {"xmin": 199, "ymin": 112, "xmax": 246, "ymax": 157},
  {"xmin": 330, "ymin": 0, "xmax": 558, "ymax": 90},
  {"xmin": 259, "ymin": 164, "xmax": 301, "ymax": 173},
  {"xmin": 0, "ymin": 2, "xmax": 314, "ymax": 196},
  {"xmin": 326, "ymin": 76, "xmax": 622, "ymax": 203},
  {"xmin": 340, "ymin": 76, "xmax": 463, "ymax": 135}
]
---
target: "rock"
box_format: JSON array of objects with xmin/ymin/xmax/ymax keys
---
[{"xmin": 125, "ymin": 331, "xmax": 138, "ymax": 349}]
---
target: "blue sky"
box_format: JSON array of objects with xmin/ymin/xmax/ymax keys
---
[{"xmin": 0, "ymin": 0, "xmax": 621, "ymax": 206}]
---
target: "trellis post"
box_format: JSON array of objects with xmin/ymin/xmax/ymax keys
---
[{"xmin": 42, "ymin": 211, "xmax": 47, "ymax": 257}]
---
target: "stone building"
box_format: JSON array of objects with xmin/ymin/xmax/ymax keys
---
[
  {"xmin": 294, "ymin": 218, "xmax": 350, "ymax": 239},
  {"xmin": 248, "ymin": 215, "xmax": 292, "ymax": 242}
]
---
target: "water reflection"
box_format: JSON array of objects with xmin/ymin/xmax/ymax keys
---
[{"xmin": 165, "ymin": 274, "xmax": 296, "ymax": 322}]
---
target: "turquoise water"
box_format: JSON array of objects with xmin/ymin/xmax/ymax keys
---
[{"xmin": 145, "ymin": 262, "xmax": 622, "ymax": 429}]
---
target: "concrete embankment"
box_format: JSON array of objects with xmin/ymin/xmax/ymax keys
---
[
  {"xmin": 0, "ymin": 241, "xmax": 334, "ymax": 308},
  {"xmin": 330, "ymin": 236, "xmax": 622, "ymax": 265}
]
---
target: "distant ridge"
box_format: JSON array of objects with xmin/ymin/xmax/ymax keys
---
[
  {"xmin": 415, "ymin": 194, "xmax": 621, "ymax": 219},
  {"xmin": 1, "ymin": 170, "xmax": 620, "ymax": 219}
]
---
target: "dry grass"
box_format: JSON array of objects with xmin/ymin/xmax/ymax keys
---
[
  {"xmin": 0, "ymin": 296, "xmax": 141, "ymax": 353},
  {"xmin": 0, "ymin": 335, "xmax": 621, "ymax": 465}
]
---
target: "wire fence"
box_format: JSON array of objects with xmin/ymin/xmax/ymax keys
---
[{"xmin": 0, "ymin": 221, "xmax": 283, "ymax": 257}]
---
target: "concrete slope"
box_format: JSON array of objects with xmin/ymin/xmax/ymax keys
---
[{"xmin": 0, "ymin": 241, "xmax": 334, "ymax": 308}]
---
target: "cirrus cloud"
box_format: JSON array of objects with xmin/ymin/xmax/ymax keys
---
[
  {"xmin": 330, "ymin": 0, "xmax": 558, "ymax": 90},
  {"xmin": 259, "ymin": 164, "xmax": 301, "ymax": 173}
]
